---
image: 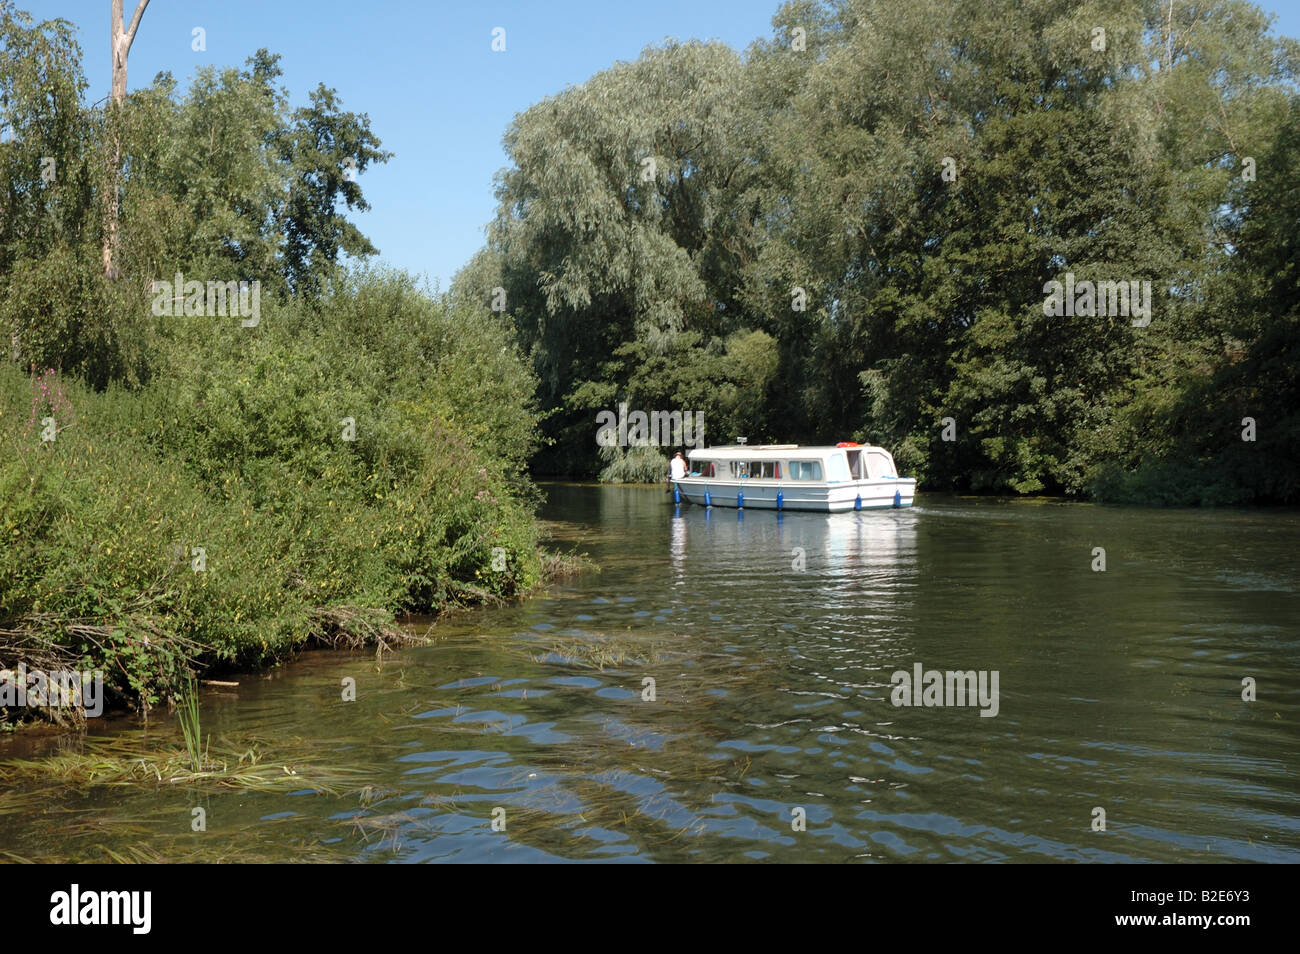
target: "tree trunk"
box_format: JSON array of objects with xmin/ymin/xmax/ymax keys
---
[{"xmin": 103, "ymin": 0, "xmax": 150, "ymax": 279}]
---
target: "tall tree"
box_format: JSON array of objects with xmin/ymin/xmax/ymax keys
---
[
  {"xmin": 0, "ymin": 3, "xmax": 99, "ymax": 372},
  {"xmin": 482, "ymin": 40, "xmax": 760, "ymax": 472}
]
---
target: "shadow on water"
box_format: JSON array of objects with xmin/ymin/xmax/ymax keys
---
[{"xmin": 2, "ymin": 484, "xmax": 1298, "ymax": 862}]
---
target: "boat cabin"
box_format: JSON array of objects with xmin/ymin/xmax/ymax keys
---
[{"xmin": 685, "ymin": 444, "xmax": 901, "ymax": 482}]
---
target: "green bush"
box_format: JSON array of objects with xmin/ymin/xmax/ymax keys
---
[
  {"xmin": 0, "ymin": 364, "xmax": 307, "ymax": 710},
  {"xmin": 1, "ymin": 272, "xmax": 546, "ymax": 715}
]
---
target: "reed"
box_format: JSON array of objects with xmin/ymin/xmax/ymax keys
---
[{"xmin": 175, "ymin": 673, "xmax": 207, "ymax": 772}]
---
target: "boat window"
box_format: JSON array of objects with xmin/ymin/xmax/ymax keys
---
[
  {"xmin": 731, "ymin": 461, "xmax": 749, "ymax": 478},
  {"xmin": 787, "ymin": 460, "xmax": 823, "ymax": 480},
  {"xmin": 749, "ymin": 461, "xmax": 778, "ymax": 479},
  {"xmin": 826, "ymin": 453, "xmax": 851, "ymax": 482},
  {"xmin": 694, "ymin": 461, "xmax": 715, "ymax": 477},
  {"xmin": 866, "ymin": 451, "xmax": 895, "ymax": 478}
]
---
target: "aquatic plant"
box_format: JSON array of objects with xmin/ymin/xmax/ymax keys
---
[
  {"xmin": 175, "ymin": 674, "xmax": 206, "ymax": 772},
  {"xmin": 0, "ymin": 733, "xmax": 371, "ymax": 794}
]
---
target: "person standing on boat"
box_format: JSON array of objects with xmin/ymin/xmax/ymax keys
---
[{"xmin": 668, "ymin": 451, "xmax": 687, "ymax": 489}]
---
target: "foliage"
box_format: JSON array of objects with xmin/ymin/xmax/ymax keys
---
[
  {"xmin": 0, "ymin": 275, "xmax": 545, "ymax": 713},
  {"xmin": 597, "ymin": 443, "xmax": 670, "ymax": 484},
  {"xmin": 469, "ymin": 0, "xmax": 1300, "ymax": 503},
  {"xmin": 0, "ymin": 5, "xmax": 391, "ymax": 386},
  {"xmin": 0, "ymin": 7, "xmax": 559, "ymax": 717}
]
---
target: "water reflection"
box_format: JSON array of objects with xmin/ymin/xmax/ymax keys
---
[{"xmin": 670, "ymin": 505, "xmax": 686, "ymax": 585}]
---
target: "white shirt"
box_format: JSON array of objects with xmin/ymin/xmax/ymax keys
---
[{"xmin": 669, "ymin": 456, "xmax": 688, "ymax": 480}]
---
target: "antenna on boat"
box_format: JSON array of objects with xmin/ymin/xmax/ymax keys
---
[{"xmin": 736, "ymin": 436, "xmax": 748, "ymax": 445}]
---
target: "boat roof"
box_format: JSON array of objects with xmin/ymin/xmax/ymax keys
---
[{"xmin": 687, "ymin": 444, "xmax": 891, "ymax": 460}]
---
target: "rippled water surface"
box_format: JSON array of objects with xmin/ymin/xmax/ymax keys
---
[{"xmin": 3, "ymin": 485, "xmax": 1298, "ymax": 862}]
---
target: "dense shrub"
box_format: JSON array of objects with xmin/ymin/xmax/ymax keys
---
[{"xmin": 1, "ymin": 272, "xmax": 545, "ymax": 714}]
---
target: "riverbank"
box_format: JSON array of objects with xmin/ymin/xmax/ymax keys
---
[{"xmin": 1, "ymin": 272, "xmax": 568, "ymax": 728}]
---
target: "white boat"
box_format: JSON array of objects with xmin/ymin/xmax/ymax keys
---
[{"xmin": 675, "ymin": 443, "xmax": 916, "ymax": 512}]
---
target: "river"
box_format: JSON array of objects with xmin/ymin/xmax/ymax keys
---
[{"xmin": 2, "ymin": 484, "xmax": 1297, "ymax": 862}]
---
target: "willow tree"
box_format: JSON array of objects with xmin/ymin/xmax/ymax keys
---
[
  {"xmin": 103, "ymin": 0, "xmax": 149, "ymax": 278},
  {"xmin": 484, "ymin": 40, "xmax": 763, "ymax": 472}
]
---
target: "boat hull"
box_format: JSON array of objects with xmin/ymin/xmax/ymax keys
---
[{"xmin": 674, "ymin": 478, "xmax": 916, "ymax": 511}]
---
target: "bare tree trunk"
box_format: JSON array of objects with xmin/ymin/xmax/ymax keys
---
[{"xmin": 103, "ymin": 0, "xmax": 150, "ymax": 279}]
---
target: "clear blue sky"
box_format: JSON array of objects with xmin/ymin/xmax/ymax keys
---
[{"xmin": 30, "ymin": 0, "xmax": 1300, "ymax": 290}]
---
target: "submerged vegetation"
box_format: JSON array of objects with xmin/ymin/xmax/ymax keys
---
[
  {"xmin": 539, "ymin": 634, "xmax": 661, "ymax": 671},
  {"xmin": 0, "ymin": 733, "xmax": 368, "ymax": 793},
  {"xmin": 0, "ymin": 618, "xmax": 741, "ymax": 861}
]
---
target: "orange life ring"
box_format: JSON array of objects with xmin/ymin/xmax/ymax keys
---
[{"xmin": 836, "ymin": 441, "xmax": 860, "ymax": 447}]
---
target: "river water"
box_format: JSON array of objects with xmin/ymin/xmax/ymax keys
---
[{"xmin": 2, "ymin": 484, "xmax": 1297, "ymax": 862}]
